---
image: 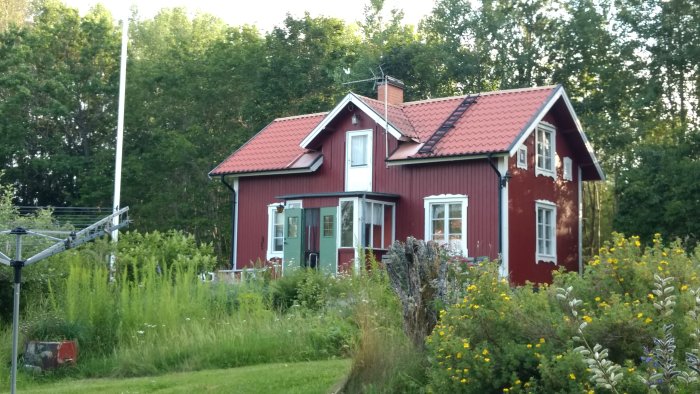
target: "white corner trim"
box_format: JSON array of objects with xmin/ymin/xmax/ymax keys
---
[
  {"xmin": 300, "ymin": 93, "xmax": 403, "ymax": 148},
  {"xmin": 233, "ymin": 178, "xmax": 239, "ymax": 269},
  {"xmin": 578, "ymin": 166, "xmax": 583, "ymax": 275},
  {"xmin": 498, "ymin": 156, "xmax": 509, "ymax": 279}
]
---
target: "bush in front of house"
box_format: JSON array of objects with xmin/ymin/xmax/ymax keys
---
[{"xmin": 426, "ymin": 233, "xmax": 700, "ymax": 393}]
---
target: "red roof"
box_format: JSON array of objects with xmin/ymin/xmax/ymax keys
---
[
  {"xmin": 400, "ymin": 86, "xmax": 556, "ymax": 158},
  {"xmin": 210, "ymin": 86, "xmax": 560, "ymax": 176},
  {"xmin": 209, "ymin": 113, "xmax": 326, "ymax": 175}
]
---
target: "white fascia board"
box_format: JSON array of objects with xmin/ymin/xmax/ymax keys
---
[
  {"xmin": 509, "ymin": 87, "xmax": 563, "ymax": 157},
  {"xmin": 508, "ymin": 87, "xmax": 605, "ymax": 181},
  {"xmin": 300, "ymin": 93, "xmax": 403, "ymax": 148},
  {"xmin": 559, "ymin": 90, "xmax": 606, "ymax": 181}
]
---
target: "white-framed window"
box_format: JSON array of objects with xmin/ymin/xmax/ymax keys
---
[
  {"xmin": 563, "ymin": 157, "xmax": 573, "ymax": 181},
  {"xmin": 363, "ymin": 200, "xmax": 395, "ymax": 249},
  {"xmin": 535, "ymin": 200, "xmax": 557, "ymax": 263},
  {"xmin": 345, "ymin": 129, "xmax": 373, "ymax": 191},
  {"xmin": 339, "ymin": 197, "xmax": 395, "ymax": 250},
  {"xmin": 339, "ymin": 198, "xmax": 357, "ymax": 248},
  {"xmin": 535, "ymin": 123, "xmax": 556, "ymax": 179},
  {"xmin": 424, "ymin": 195, "xmax": 468, "ymax": 256},
  {"xmin": 266, "ymin": 204, "xmax": 284, "ymax": 259},
  {"xmin": 266, "ymin": 200, "xmax": 302, "ymax": 259},
  {"xmin": 517, "ymin": 145, "xmax": 528, "ymax": 169}
]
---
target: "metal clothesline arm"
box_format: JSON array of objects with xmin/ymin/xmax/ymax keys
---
[
  {"xmin": 24, "ymin": 207, "xmax": 130, "ymax": 266},
  {"xmin": 0, "ymin": 251, "xmax": 9, "ymax": 265}
]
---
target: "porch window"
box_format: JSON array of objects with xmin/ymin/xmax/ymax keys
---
[
  {"xmin": 340, "ymin": 200, "xmax": 354, "ymax": 247},
  {"xmin": 536, "ymin": 200, "xmax": 557, "ymax": 263},
  {"xmin": 535, "ymin": 123, "xmax": 556, "ymax": 179},
  {"xmin": 424, "ymin": 195, "xmax": 468, "ymax": 256},
  {"xmin": 266, "ymin": 204, "xmax": 284, "ymax": 259},
  {"xmin": 363, "ymin": 201, "xmax": 395, "ymax": 249}
]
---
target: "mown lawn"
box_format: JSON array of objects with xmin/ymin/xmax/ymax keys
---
[{"xmin": 17, "ymin": 358, "xmax": 351, "ymax": 393}]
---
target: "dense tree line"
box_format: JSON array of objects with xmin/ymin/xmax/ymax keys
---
[{"xmin": 0, "ymin": 0, "xmax": 697, "ymax": 263}]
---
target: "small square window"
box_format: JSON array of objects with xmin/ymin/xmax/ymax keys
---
[
  {"xmin": 563, "ymin": 157, "xmax": 573, "ymax": 181},
  {"xmin": 517, "ymin": 145, "xmax": 528, "ymax": 169}
]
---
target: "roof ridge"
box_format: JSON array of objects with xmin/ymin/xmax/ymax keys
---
[
  {"xmin": 274, "ymin": 112, "xmax": 328, "ymax": 122},
  {"xmin": 403, "ymin": 85, "xmax": 559, "ymax": 106}
]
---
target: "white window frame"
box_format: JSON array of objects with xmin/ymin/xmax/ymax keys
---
[
  {"xmin": 339, "ymin": 198, "xmax": 359, "ymax": 249},
  {"xmin": 517, "ymin": 145, "xmax": 528, "ymax": 169},
  {"xmin": 535, "ymin": 200, "xmax": 557, "ymax": 264},
  {"xmin": 563, "ymin": 157, "xmax": 573, "ymax": 181},
  {"xmin": 423, "ymin": 194, "xmax": 468, "ymax": 256},
  {"xmin": 266, "ymin": 204, "xmax": 284, "ymax": 260},
  {"xmin": 535, "ymin": 122, "xmax": 556, "ymax": 179},
  {"xmin": 345, "ymin": 129, "xmax": 373, "ymax": 191},
  {"xmin": 362, "ymin": 199, "xmax": 396, "ymax": 250},
  {"xmin": 266, "ymin": 200, "xmax": 302, "ymax": 260}
]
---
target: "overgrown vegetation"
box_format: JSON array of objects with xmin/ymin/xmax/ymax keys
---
[{"xmin": 426, "ymin": 234, "xmax": 700, "ymax": 393}]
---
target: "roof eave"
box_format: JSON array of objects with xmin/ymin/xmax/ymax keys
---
[
  {"xmin": 386, "ymin": 151, "xmax": 508, "ymax": 166},
  {"xmin": 209, "ymin": 155, "xmax": 323, "ymax": 178}
]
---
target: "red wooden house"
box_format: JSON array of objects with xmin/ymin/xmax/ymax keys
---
[{"xmin": 210, "ymin": 79, "xmax": 604, "ymax": 284}]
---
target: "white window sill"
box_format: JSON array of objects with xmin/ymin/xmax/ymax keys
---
[
  {"xmin": 535, "ymin": 168, "xmax": 556, "ymax": 180},
  {"xmin": 536, "ymin": 255, "xmax": 557, "ymax": 264}
]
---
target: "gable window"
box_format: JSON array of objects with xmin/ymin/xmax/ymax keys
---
[
  {"xmin": 535, "ymin": 200, "xmax": 556, "ymax": 263},
  {"xmin": 517, "ymin": 145, "xmax": 528, "ymax": 169},
  {"xmin": 535, "ymin": 123, "xmax": 556, "ymax": 179},
  {"xmin": 563, "ymin": 157, "xmax": 573, "ymax": 181},
  {"xmin": 345, "ymin": 130, "xmax": 373, "ymax": 191},
  {"xmin": 424, "ymin": 195, "xmax": 468, "ymax": 256}
]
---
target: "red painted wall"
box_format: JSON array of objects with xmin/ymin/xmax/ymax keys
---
[
  {"xmin": 235, "ymin": 105, "xmax": 499, "ymax": 268},
  {"xmin": 508, "ymin": 112, "xmax": 580, "ymax": 284}
]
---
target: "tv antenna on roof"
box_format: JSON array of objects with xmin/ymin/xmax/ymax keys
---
[
  {"xmin": 341, "ymin": 66, "xmax": 394, "ymax": 160},
  {"xmin": 0, "ymin": 207, "xmax": 129, "ymax": 394}
]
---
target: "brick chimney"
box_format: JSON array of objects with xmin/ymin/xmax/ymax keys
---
[{"xmin": 377, "ymin": 76, "xmax": 405, "ymax": 105}]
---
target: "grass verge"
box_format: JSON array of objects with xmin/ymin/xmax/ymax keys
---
[{"xmin": 17, "ymin": 358, "xmax": 351, "ymax": 394}]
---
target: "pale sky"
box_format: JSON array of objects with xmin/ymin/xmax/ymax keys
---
[{"xmin": 64, "ymin": 0, "xmax": 437, "ymax": 31}]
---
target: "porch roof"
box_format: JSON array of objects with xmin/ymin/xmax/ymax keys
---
[{"xmin": 276, "ymin": 191, "xmax": 400, "ymax": 200}]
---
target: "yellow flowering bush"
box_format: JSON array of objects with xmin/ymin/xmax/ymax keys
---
[{"xmin": 426, "ymin": 234, "xmax": 700, "ymax": 393}]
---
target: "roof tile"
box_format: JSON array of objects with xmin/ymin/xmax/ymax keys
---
[{"xmin": 211, "ymin": 86, "xmax": 559, "ymax": 175}]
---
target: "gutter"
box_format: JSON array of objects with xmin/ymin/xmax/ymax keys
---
[{"xmin": 220, "ymin": 176, "xmax": 236, "ymax": 269}]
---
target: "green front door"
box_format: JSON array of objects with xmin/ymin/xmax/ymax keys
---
[
  {"xmin": 283, "ymin": 208, "xmax": 303, "ymax": 272},
  {"xmin": 319, "ymin": 207, "xmax": 337, "ymax": 274}
]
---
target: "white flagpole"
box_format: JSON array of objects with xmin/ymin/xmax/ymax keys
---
[{"xmin": 111, "ymin": 8, "xmax": 128, "ymax": 272}]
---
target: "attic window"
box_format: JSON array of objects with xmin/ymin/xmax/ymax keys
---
[
  {"xmin": 563, "ymin": 157, "xmax": 573, "ymax": 181},
  {"xmin": 535, "ymin": 123, "xmax": 556, "ymax": 179},
  {"xmin": 517, "ymin": 145, "xmax": 528, "ymax": 169}
]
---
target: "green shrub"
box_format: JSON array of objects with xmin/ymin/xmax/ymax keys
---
[{"xmin": 426, "ymin": 234, "xmax": 700, "ymax": 393}]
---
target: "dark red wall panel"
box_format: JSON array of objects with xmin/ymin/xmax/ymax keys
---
[
  {"xmin": 508, "ymin": 113, "xmax": 580, "ymax": 284},
  {"xmin": 235, "ymin": 107, "xmax": 499, "ymax": 269}
]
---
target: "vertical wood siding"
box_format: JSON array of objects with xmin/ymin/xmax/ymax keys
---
[
  {"xmin": 508, "ymin": 112, "xmax": 580, "ymax": 284},
  {"xmin": 236, "ymin": 106, "xmax": 498, "ymax": 270}
]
